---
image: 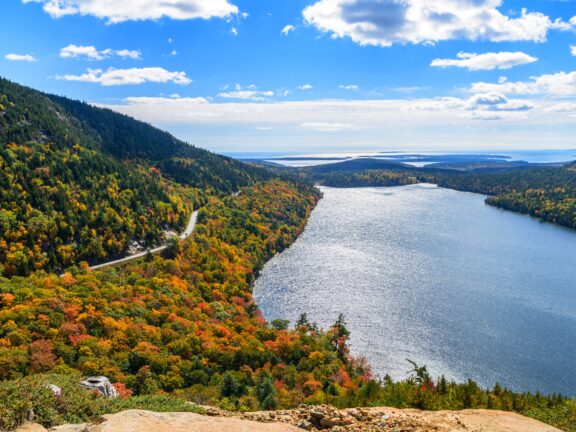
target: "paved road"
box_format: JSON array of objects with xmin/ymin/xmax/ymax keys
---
[
  {"xmin": 63, "ymin": 191, "xmax": 239, "ymax": 275},
  {"xmin": 85, "ymin": 210, "xmax": 199, "ymax": 272}
]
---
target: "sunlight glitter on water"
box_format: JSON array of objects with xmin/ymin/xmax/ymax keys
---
[{"xmin": 254, "ymin": 185, "xmax": 576, "ymax": 395}]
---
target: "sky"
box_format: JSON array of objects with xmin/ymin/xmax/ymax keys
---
[{"xmin": 1, "ymin": 0, "xmax": 576, "ymax": 154}]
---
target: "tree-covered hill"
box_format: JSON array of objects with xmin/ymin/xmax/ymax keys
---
[
  {"xmin": 48, "ymin": 94, "xmax": 270, "ymax": 192},
  {"xmin": 0, "ymin": 78, "xmax": 268, "ymax": 277},
  {"xmin": 259, "ymin": 157, "xmax": 576, "ymax": 231}
]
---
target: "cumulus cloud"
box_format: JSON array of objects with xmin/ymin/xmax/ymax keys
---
[
  {"xmin": 571, "ymin": 45, "xmax": 576, "ymax": 56},
  {"xmin": 412, "ymin": 92, "xmax": 534, "ymax": 120},
  {"xmin": 339, "ymin": 84, "xmax": 359, "ymax": 90},
  {"xmin": 5, "ymin": 53, "xmax": 37, "ymax": 61},
  {"xmin": 303, "ymin": 0, "xmax": 573, "ymax": 47},
  {"xmin": 60, "ymin": 44, "xmax": 141, "ymax": 60},
  {"xmin": 218, "ymin": 84, "xmax": 274, "ymax": 101},
  {"xmin": 281, "ymin": 25, "xmax": 295, "ymax": 36},
  {"xmin": 57, "ymin": 67, "xmax": 192, "ymax": 86},
  {"xmin": 299, "ymin": 84, "xmax": 313, "ymax": 90},
  {"xmin": 470, "ymin": 71, "xmax": 576, "ymax": 96},
  {"xmin": 22, "ymin": 0, "xmax": 238, "ymax": 23},
  {"xmin": 431, "ymin": 51, "xmax": 538, "ymax": 71}
]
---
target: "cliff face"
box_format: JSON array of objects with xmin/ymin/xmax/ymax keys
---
[{"xmin": 17, "ymin": 406, "xmax": 560, "ymax": 432}]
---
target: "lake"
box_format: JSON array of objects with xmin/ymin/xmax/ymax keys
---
[{"xmin": 253, "ymin": 184, "xmax": 576, "ymax": 395}]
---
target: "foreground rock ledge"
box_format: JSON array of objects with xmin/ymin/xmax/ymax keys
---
[{"xmin": 18, "ymin": 405, "xmax": 560, "ymax": 432}]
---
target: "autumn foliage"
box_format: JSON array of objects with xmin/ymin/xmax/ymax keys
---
[{"xmin": 0, "ymin": 181, "xmax": 370, "ymax": 409}]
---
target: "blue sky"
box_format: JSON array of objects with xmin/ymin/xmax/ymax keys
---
[{"xmin": 1, "ymin": 0, "xmax": 576, "ymax": 153}]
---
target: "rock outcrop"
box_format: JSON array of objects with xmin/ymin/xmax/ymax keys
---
[
  {"xmin": 238, "ymin": 405, "xmax": 561, "ymax": 431},
  {"xmin": 79, "ymin": 377, "xmax": 118, "ymax": 398},
  {"xmin": 17, "ymin": 405, "xmax": 561, "ymax": 432}
]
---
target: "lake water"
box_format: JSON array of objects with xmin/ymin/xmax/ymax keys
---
[{"xmin": 253, "ymin": 185, "xmax": 576, "ymax": 395}]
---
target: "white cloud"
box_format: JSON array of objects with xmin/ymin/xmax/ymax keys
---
[
  {"xmin": 96, "ymin": 95, "xmax": 576, "ymax": 151},
  {"xmin": 59, "ymin": 44, "xmax": 141, "ymax": 60},
  {"xmin": 471, "ymin": 71, "xmax": 576, "ymax": 96},
  {"xmin": 300, "ymin": 122, "xmax": 356, "ymax": 131},
  {"xmin": 393, "ymin": 86, "xmax": 422, "ymax": 93},
  {"xmin": 546, "ymin": 103, "xmax": 576, "ymax": 112},
  {"xmin": 57, "ymin": 67, "xmax": 192, "ymax": 86},
  {"xmin": 102, "ymin": 94, "xmax": 545, "ymax": 126},
  {"xmin": 218, "ymin": 84, "xmax": 274, "ymax": 101},
  {"xmin": 299, "ymin": 84, "xmax": 313, "ymax": 90},
  {"xmin": 303, "ymin": 0, "xmax": 573, "ymax": 47},
  {"xmin": 571, "ymin": 45, "xmax": 576, "ymax": 56},
  {"xmin": 431, "ymin": 51, "xmax": 537, "ymax": 71},
  {"xmin": 116, "ymin": 49, "xmax": 141, "ymax": 59},
  {"xmin": 412, "ymin": 92, "xmax": 534, "ymax": 118},
  {"xmin": 339, "ymin": 84, "xmax": 359, "ymax": 91},
  {"xmin": 124, "ymin": 96, "xmax": 209, "ymax": 105},
  {"xmin": 23, "ymin": 0, "xmax": 238, "ymax": 24},
  {"xmin": 230, "ymin": 27, "xmax": 239, "ymax": 36},
  {"xmin": 281, "ymin": 25, "xmax": 295, "ymax": 36},
  {"xmin": 5, "ymin": 53, "xmax": 37, "ymax": 62},
  {"xmin": 462, "ymin": 111, "xmax": 522, "ymax": 121}
]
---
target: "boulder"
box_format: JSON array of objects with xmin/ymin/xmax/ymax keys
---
[
  {"xmin": 79, "ymin": 376, "xmax": 118, "ymax": 398},
  {"xmin": 297, "ymin": 419, "xmax": 314, "ymax": 431},
  {"xmin": 47, "ymin": 384, "xmax": 62, "ymax": 396}
]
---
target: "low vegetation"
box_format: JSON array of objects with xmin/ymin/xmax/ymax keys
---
[
  {"xmin": 0, "ymin": 372, "xmax": 204, "ymax": 431},
  {"xmin": 343, "ymin": 370, "xmax": 576, "ymax": 431}
]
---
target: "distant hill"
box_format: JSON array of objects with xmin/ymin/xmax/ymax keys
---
[
  {"xmin": 304, "ymin": 158, "xmax": 412, "ymax": 173},
  {"xmin": 0, "ymin": 78, "xmax": 268, "ymax": 276}
]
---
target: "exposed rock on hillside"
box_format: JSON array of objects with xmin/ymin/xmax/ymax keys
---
[{"xmin": 17, "ymin": 406, "xmax": 561, "ymax": 432}]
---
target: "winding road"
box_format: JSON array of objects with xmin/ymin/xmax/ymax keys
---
[
  {"xmin": 62, "ymin": 191, "xmax": 240, "ymax": 275},
  {"xmin": 84, "ymin": 210, "xmax": 199, "ymax": 272}
]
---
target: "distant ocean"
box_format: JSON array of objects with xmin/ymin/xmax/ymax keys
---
[{"xmin": 224, "ymin": 149, "xmax": 576, "ymax": 167}]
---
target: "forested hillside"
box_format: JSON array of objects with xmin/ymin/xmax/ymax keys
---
[
  {"xmin": 0, "ymin": 78, "xmax": 268, "ymax": 277},
  {"xmin": 0, "ymin": 181, "xmax": 353, "ymax": 410},
  {"xmin": 49, "ymin": 94, "xmax": 270, "ymax": 192},
  {"xmin": 1, "ymin": 180, "xmax": 574, "ymax": 431},
  {"xmin": 433, "ymin": 165, "xmax": 576, "ymax": 229}
]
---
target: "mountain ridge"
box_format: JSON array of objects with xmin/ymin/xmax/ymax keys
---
[{"xmin": 0, "ymin": 78, "xmax": 268, "ymax": 276}]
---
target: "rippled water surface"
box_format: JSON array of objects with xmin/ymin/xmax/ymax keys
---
[{"xmin": 253, "ymin": 185, "xmax": 576, "ymax": 395}]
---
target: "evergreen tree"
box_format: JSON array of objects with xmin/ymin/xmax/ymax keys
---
[{"xmin": 255, "ymin": 372, "xmax": 277, "ymax": 410}]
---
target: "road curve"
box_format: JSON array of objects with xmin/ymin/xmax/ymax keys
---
[{"xmin": 79, "ymin": 210, "xmax": 199, "ymax": 273}]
